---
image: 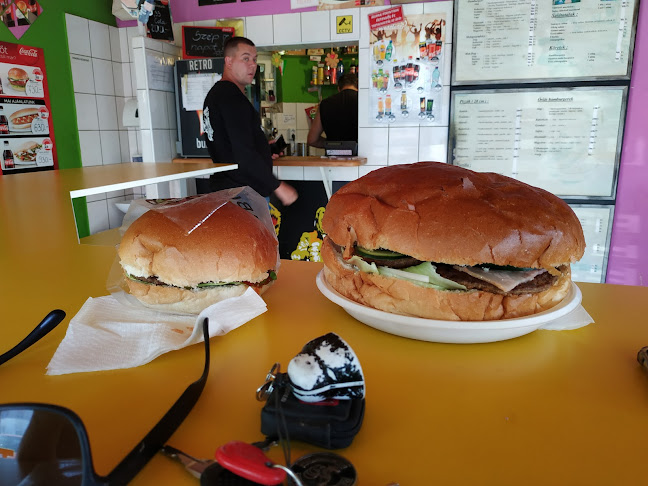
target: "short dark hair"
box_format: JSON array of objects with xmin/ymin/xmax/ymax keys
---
[
  {"xmin": 338, "ymin": 73, "xmax": 358, "ymax": 89},
  {"xmin": 224, "ymin": 36, "xmax": 256, "ymax": 57}
]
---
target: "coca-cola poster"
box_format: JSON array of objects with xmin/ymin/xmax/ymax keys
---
[{"xmin": 0, "ymin": 40, "xmax": 56, "ymax": 175}]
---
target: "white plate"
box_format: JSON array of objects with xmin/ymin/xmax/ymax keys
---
[{"xmin": 315, "ymin": 270, "xmax": 582, "ymax": 344}]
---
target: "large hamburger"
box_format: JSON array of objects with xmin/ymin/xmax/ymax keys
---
[
  {"xmin": 118, "ymin": 200, "xmax": 279, "ymax": 314},
  {"xmin": 7, "ymin": 68, "xmax": 29, "ymax": 91},
  {"xmin": 321, "ymin": 162, "xmax": 585, "ymax": 321}
]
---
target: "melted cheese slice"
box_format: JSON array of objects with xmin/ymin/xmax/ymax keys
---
[{"xmin": 453, "ymin": 266, "xmax": 546, "ymax": 292}]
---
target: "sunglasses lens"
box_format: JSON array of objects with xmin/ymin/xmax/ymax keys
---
[{"xmin": 0, "ymin": 408, "xmax": 83, "ymax": 486}]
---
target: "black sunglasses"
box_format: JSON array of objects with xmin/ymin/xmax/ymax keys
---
[{"xmin": 0, "ymin": 313, "xmax": 211, "ymax": 486}]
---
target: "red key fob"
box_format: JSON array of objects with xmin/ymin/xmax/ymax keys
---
[{"xmin": 215, "ymin": 441, "xmax": 286, "ymax": 485}]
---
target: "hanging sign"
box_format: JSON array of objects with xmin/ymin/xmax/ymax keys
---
[
  {"xmin": 146, "ymin": 0, "xmax": 174, "ymax": 42},
  {"xmin": 182, "ymin": 26, "xmax": 235, "ymax": 59}
]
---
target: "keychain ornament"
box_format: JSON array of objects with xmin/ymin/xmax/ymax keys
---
[{"xmin": 287, "ymin": 333, "xmax": 365, "ymax": 403}]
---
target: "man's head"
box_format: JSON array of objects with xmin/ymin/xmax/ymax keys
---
[
  {"xmin": 223, "ymin": 37, "xmax": 257, "ymax": 91},
  {"xmin": 338, "ymin": 73, "xmax": 358, "ymax": 91}
]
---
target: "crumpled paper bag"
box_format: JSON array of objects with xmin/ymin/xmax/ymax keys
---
[{"xmin": 46, "ymin": 287, "xmax": 266, "ymax": 375}]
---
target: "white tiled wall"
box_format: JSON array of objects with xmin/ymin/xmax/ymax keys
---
[
  {"xmin": 263, "ymin": 2, "xmax": 453, "ymax": 185},
  {"xmin": 66, "ymin": 14, "xmax": 146, "ymax": 234}
]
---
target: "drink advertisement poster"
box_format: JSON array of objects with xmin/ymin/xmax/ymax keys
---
[
  {"xmin": 368, "ymin": 7, "xmax": 448, "ymax": 126},
  {"xmin": 0, "ymin": 41, "xmax": 56, "ymax": 175}
]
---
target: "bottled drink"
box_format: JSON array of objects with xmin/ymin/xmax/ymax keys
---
[
  {"xmin": 385, "ymin": 94, "xmax": 392, "ymax": 115},
  {"xmin": 414, "ymin": 63, "xmax": 420, "ymax": 82},
  {"xmin": 385, "ymin": 41, "xmax": 393, "ymax": 62},
  {"xmin": 379, "ymin": 43, "xmax": 386, "ymax": 61},
  {"xmin": 420, "ymin": 97, "xmax": 426, "ymax": 114},
  {"xmin": 406, "ymin": 57, "xmax": 414, "ymax": 85},
  {"xmin": 392, "ymin": 64, "xmax": 401, "ymax": 88},
  {"xmin": 377, "ymin": 97, "xmax": 384, "ymax": 117},
  {"xmin": 336, "ymin": 61, "xmax": 344, "ymax": 80},
  {"xmin": 0, "ymin": 106, "xmax": 8, "ymax": 134},
  {"xmin": 400, "ymin": 91, "xmax": 407, "ymax": 111},
  {"xmin": 419, "ymin": 41, "xmax": 427, "ymax": 59},
  {"xmin": 3, "ymin": 140, "xmax": 14, "ymax": 169}
]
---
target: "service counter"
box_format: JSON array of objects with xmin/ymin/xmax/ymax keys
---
[
  {"xmin": 173, "ymin": 156, "xmax": 367, "ymax": 199},
  {"xmin": 2, "ymin": 164, "xmax": 648, "ymax": 484}
]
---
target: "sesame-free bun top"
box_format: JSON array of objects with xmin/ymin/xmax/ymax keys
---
[
  {"xmin": 7, "ymin": 67, "xmax": 28, "ymax": 80},
  {"xmin": 118, "ymin": 201, "xmax": 278, "ymax": 288},
  {"xmin": 322, "ymin": 162, "xmax": 585, "ymax": 270}
]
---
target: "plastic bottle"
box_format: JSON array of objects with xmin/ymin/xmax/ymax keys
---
[{"xmin": 385, "ymin": 41, "xmax": 393, "ymax": 62}]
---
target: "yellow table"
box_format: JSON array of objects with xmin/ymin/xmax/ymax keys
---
[{"xmin": 2, "ymin": 167, "xmax": 648, "ymax": 485}]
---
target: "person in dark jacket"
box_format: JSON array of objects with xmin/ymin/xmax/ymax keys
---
[
  {"xmin": 307, "ymin": 73, "xmax": 358, "ymax": 149},
  {"xmin": 203, "ymin": 37, "xmax": 297, "ymax": 205}
]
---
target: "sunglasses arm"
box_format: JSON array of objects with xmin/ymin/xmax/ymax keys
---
[
  {"xmin": 100, "ymin": 318, "xmax": 211, "ymax": 486},
  {"xmin": 0, "ymin": 309, "xmax": 66, "ymax": 366}
]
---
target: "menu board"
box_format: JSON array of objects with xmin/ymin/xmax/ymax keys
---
[
  {"xmin": 569, "ymin": 204, "xmax": 614, "ymax": 284},
  {"xmin": 450, "ymin": 87, "xmax": 625, "ymax": 198},
  {"xmin": 0, "ymin": 41, "xmax": 56, "ymax": 175},
  {"xmin": 453, "ymin": 0, "xmax": 638, "ymax": 84}
]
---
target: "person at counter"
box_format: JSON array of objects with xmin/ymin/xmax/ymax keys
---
[
  {"xmin": 202, "ymin": 37, "xmax": 298, "ymax": 206},
  {"xmin": 307, "ymin": 73, "xmax": 358, "ymax": 149}
]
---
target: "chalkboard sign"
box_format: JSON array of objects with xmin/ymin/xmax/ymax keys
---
[
  {"xmin": 182, "ymin": 26, "xmax": 235, "ymax": 60},
  {"xmin": 147, "ymin": 1, "xmax": 174, "ymax": 42}
]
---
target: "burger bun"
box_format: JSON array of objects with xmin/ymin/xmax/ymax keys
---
[{"xmin": 118, "ymin": 199, "xmax": 279, "ymax": 314}]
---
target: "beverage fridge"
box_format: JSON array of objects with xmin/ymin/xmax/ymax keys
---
[{"xmin": 174, "ymin": 58, "xmax": 261, "ymax": 158}]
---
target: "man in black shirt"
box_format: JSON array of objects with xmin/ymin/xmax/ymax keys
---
[
  {"xmin": 307, "ymin": 73, "xmax": 358, "ymax": 149},
  {"xmin": 203, "ymin": 37, "xmax": 298, "ymax": 205}
]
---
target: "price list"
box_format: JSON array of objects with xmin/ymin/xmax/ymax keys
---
[
  {"xmin": 451, "ymin": 88, "xmax": 625, "ymax": 197},
  {"xmin": 454, "ymin": 0, "xmax": 637, "ymax": 83}
]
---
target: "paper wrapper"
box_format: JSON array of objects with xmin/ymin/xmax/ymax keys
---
[
  {"xmin": 108, "ymin": 187, "xmax": 279, "ymax": 315},
  {"xmin": 46, "ymin": 287, "xmax": 267, "ymax": 375}
]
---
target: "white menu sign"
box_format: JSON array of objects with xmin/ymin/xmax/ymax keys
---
[
  {"xmin": 451, "ymin": 88, "xmax": 625, "ymax": 197},
  {"xmin": 453, "ymin": 0, "xmax": 637, "ymax": 83}
]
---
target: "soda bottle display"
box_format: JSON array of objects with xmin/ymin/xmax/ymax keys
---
[
  {"xmin": 0, "ymin": 106, "xmax": 9, "ymax": 134},
  {"xmin": 3, "ymin": 140, "xmax": 14, "ymax": 169}
]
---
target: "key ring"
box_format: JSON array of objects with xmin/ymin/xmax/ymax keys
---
[{"xmin": 256, "ymin": 362, "xmax": 281, "ymax": 401}]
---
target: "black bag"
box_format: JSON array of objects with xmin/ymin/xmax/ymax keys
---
[{"xmin": 260, "ymin": 373, "xmax": 365, "ymax": 450}]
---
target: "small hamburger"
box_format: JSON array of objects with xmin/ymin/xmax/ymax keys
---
[
  {"xmin": 118, "ymin": 199, "xmax": 279, "ymax": 314},
  {"xmin": 9, "ymin": 107, "xmax": 39, "ymax": 130},
  {"xmin": 7, "ymin": 68, "xmax": 29, "ymax": 91},
  {"xmin": 321, "ymin": 162, "xmax": 585, "ymax": 321}
]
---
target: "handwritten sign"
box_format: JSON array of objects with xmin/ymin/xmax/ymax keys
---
[
  {"xmin": 147, "ymin": 1, "xmax": 174, "ymax": 42},
  {"xmin": 182, "ymin": 26, "xmax": 235, "ymax": 60}
]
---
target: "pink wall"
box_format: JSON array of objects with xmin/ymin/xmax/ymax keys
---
[
  {"xmin": 170, "ymin": 0, "xmax": 315, "ymax": 24},
  {"xmin": 606, "ymin": 0, "xmax": 648, "ymax": 286}
]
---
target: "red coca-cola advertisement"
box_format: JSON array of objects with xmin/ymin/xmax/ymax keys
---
[{"xmin": 0, "ymin": 40, "xmax": 57, "ymax": 175}]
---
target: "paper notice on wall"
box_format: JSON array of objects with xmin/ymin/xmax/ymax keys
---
[
  {"xmin": 181, "ymin": 73, "xmax": 221, "ymax": 111},
  {"xmin": 146, "ymin": 53, "xmax": 175, "ymax": 92}
]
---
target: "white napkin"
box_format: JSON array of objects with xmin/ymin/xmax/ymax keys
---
[
  {"xmin": 46, "ymin": 288, "xmax": 267, "ymax": 375},
  {"xmin": 540, "ymin": 304, "xmax": 593, "ymax": 331}
]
